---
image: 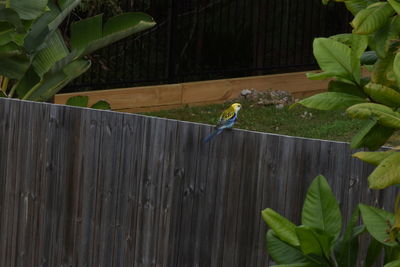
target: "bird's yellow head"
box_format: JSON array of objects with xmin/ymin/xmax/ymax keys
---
[{"xmin": 231, "ymin": 103, "xmax": 242, "ymax": 113}]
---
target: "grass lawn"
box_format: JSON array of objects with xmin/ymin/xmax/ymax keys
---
[{"xmin": 142, "ymin": 100, "xmax": 400, "ymax": 146}]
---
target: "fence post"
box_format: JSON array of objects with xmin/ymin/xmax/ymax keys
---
[{"xmin": 166, "ymin": 0, "xmax": 178, "ymax": 83}]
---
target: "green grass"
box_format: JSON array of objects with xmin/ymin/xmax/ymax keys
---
[{"xmin": 142, "ymin": 100, "xmax": 400, "ymax": 146}]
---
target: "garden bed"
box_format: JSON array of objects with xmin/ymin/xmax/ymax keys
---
[
  {"xmin": 143, "ymin": 100, "xmax": 400, "ymax": 147},
  {"xmin": 55, "ymin": 71, "xmax": 327, "ymax": 112}
]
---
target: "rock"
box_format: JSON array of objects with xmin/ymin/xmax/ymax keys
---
[
  {"xmin": 300, "ymin": 111, "xmax": 313, "ymax": 119},
  {"xmin": 241, "ymin": 89, "xmax": 252, "ymax": 97},
  {"xmin": 237, "ymin": 89, "xmax": 294, "ymax": 107}
]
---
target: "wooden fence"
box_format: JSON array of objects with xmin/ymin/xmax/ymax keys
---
[{"xmin": 0, "ymin": 99, "xmax": 396, "ymax": 267}]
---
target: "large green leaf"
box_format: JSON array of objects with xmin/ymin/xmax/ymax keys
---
[
  {"xmin": 23, "ymin": 3, "xmax": 59, "ymax": 53},
  {"xmin": 0, "ymin": 54, "xmax": 30, "ymax": 79},
  {"xmin": 328, "ymin": 80, "xmax": 366, "ymax": 98},
  {"xmin": 352, "ymin": 2, "xmax": 395, "ymax": 34},
  {"xmin": 66, "ymin": 96, "xmax": 111, "ymax": 110},
  {"xmin": 1, "ymin": 20, "xmax": 31, "ymax": 45},
  {"xmin": 388, "ymin": 0, "xmax": 400, "ymax": 14},
  {"xmin": 70, "ymin": 14, "xmax": 103, "ymax": 51},
  {"xmin": 329, "ymin": 33, "xmax": 352, "ymax": 46},
  {"xmin": 14, "ymin": 30, "xmax": 69, "ymax": 97},
  {"xmin": 0, "ymin": 22, "xmax": 16, "ymax": 46},
  {"xmin": 292, "ymin": 92, "xmax": 366, "ymax": 110},
  {"xmin": 368, "ymin": 152, "xmax": 400, "ymax": 189},
  {"xmin": 347, "ymin": 103, "xmax": 400, "ymax": 128},
  {"xmin": 351, "ymin": 33, "xmax": 368, "ymax": 83},
  {"xmin": 0, "ymin": 8, "xmax": 25, "ymax": 33},
  {"xmin": 70, "ymin": 12, "xmax": 156, "ymax": 57},
  {"xmin": 312, "ymin": 38, "xmax": 352, "ymax": 81},
  {"xmin": 301, "ymin": 175, "xmax": 342, "ymax": 241},
  {"xmin": 262, "ymin": 208, "xmax": 300, "ymax": 247},
  {"xmin": 368, "ymin": 16, "xmax": 400, "ymax": 59},
  {"xmin": 48, "ymin": 0, "xmax": 80, "ymax": 32},
  {"xmin": 50, "ymin": 49, "xmax": 79, "ymax": 73},
  {"xmin": 306, "ymin": 71, "xmax": 336, "ymax": 80},
  {"xmin": 372, "ymin": 52, "xmax": 397, "ymax": 88},
  {"xmin": 10, "ymin": 0, "xmax": 48, "ymax": 20},
  {"xmin": 295, "ymin": 226, "xmax": 333, "ymax": 260},
  {"xmin": 103, "ymin": 12, "xmax": 153, "ymax": 38},
  {"xmin": 350, "ymin": 119, "xmax": 394, "ymax": 150},
  {"xmin": 393, "ymin": 52, "xmax": 400, "ymax": 89},
  {"xmin": 0, "ymin": 42, "xmax": 22, "ymax": 58},
  {"xmin": 266, "ymin": 230, "xmax": 309, "ymax": 265},
  {"xmin": 335, "ymin": 208, "xmax": 365, "ymax": 267},
  {"xmin": 66, "ymin": 95, "xmax": 89, "ymax": 107},
  {"xmin": 24, "ymin": 0, "xmax": 80, "ymax": 54},
  {"xmin": 345, "ymin": 0, "xmax": 379, "ymax": 15},
  {"xmin": 385, "ymin": 259, "xmax": 400, "ymax": 267},
  {"xmin": 364, "ymin": 83, "xmax": 400, "ymax": 107},
  {"xmin": 359, "ymin": 204, "xmax": 396, "ymax": 246},
  {"xmin": 25, "ymin": 59, "xmax": 91, "ymax": 101},
  {"xmin": 32, "ymin": 30, "xmax": 69, "ymax": 76},
  {"xmin": 91, "ymin": 100, "xmax": 111, "ymax": 110},
  {"xmin": 353, "ymin": 150, "xmax": 397, "ymax": 166},
  {"xmin": 0, "ymin": 21, "xmax": 27, "ymax": 46},
  {"xmin": 14, "ymin": 67, "xmax": 41, "ymax": 97}
]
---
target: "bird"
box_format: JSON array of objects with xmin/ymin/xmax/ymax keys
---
[{"xmin": 203, "ymin": 103, "xmax": 241, "ymax": 143}]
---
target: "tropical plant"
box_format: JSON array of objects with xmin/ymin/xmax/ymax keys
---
[
  {"xmin": 292, "ymin": 0, "xmax": 400, "ymax": 190},
  {"xmin": 0, "ymin": 0, "xmax": 155, "ymax": 102},
  {"xmin": 263, "ymin": 0, "xmax": 400, "ymax": 265},
  {"xmin": 262, "ymin": 175, "xmax": 400, "ymax": 266}
]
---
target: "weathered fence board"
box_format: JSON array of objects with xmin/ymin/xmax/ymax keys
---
[{"xmin": 0, "ymin": 98, "xmax": 396, "ymax": 266}]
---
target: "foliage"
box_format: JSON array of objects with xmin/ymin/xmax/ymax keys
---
[
  {"xmin": 0, "ymin": 0, "xmax": 155, "ymax": 102},
  {"xmin": 76, "ymin": 0, "xmax": 123, "ymax": 17},
  {"xmin": 66, "ymin": 95, "xmax": 110, "ymax": 109},
  {"xmin": 264, "ymin": 1, "xmax": 400, "ymax": 264},
  {"xmin": 262, "ymin": 175, "xmax": 400, "ymax": 266},
  {"xmin": 294, "ymin": 0, "xmax": 400, "ymax": 189},
  {"xmin": 76, "ymin": 0, "xmax": 151, "ymax": 17}
]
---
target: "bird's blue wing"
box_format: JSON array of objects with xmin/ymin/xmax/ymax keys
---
[{"xmin": 216, "ymin": 113, "xmax": 237, "ymax": 130}]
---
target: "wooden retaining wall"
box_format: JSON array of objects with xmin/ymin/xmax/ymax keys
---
[
  {"xmin": 0, "ymin": 99, "xmax": 394, "ymax": 267},
  {"xmin": 55, "ymin": 71, "xmax": 328, "ymax": 112}
]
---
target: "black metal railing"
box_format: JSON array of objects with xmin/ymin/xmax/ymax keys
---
[{"xmin": 67, "ymin": 0, "xmax": 351, "ymax": 91}]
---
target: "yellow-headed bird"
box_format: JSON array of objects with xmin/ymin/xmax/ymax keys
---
[{"xmin": 203, "ymin": 103, "xmax": 241, "ymax": 142}]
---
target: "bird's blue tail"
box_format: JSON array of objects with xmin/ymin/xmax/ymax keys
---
[{"xmin": 203, "ymin": 129, "xmax": 222, "ymax": 143}]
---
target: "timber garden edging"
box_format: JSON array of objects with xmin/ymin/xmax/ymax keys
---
[{"xmin": 55, "ymin": 71, "xmax": 328, "ymax": 113}]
